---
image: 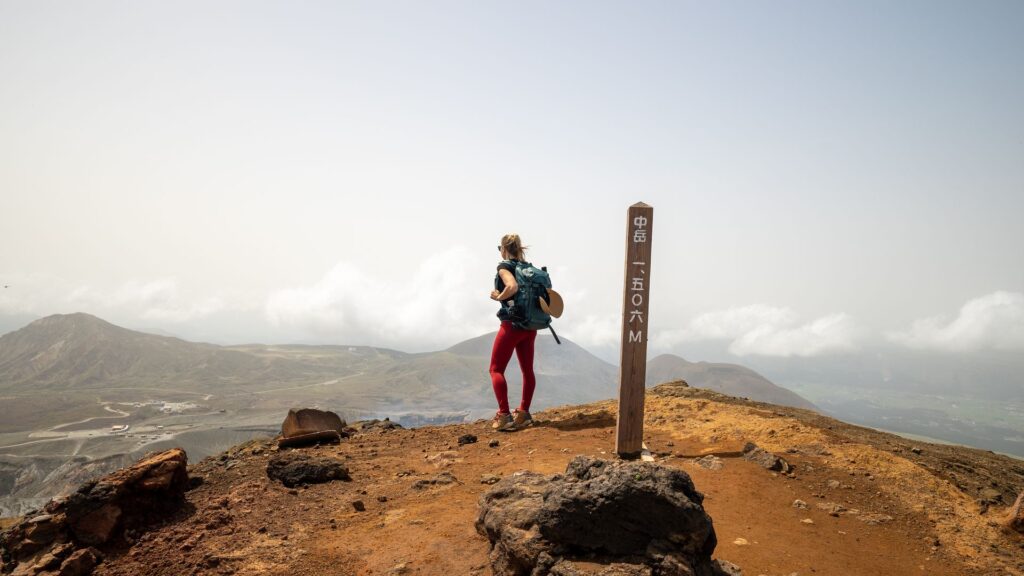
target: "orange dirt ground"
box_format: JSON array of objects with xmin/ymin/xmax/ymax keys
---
[{"xmin": 90, "ymin": 387, "xmax": 1024, "ymax": 576}]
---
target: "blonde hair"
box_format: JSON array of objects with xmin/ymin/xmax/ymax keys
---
[{"xmin": 500, "ymin": 233, "xmax": 528, "ymax": 260}]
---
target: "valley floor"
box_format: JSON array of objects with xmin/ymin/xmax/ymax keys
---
[{"xmin": 89, "ymin": 383, "xmax": 1024, "ymax": 576}]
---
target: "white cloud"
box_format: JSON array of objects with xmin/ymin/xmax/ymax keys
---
[
  {"xmin": 887, "ymin": 291, "xmax": 1024, "ymax": 351},
  {"xmin": 564, "ymin": 314, "xmax": 620, "ymax": 349},
  {"xmin": 656, "ymin": 304, "xmax": 861, "ymax": 357},
  {"xmin": 67, "ymin": 278, "xmax": 226, "ymax": 323},
  {"xmin": 265, "ymin": 247, "xmax": 497, "ymax": 351}
]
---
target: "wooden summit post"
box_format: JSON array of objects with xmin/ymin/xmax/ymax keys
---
[{"xmin": 615, "ymin": 202, "xmax": 653, "ymax": 458}]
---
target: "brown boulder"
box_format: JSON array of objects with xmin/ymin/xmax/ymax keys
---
[
  {"xmin": 22, "ymin": 515, "xmax": 63, "ymax": 547},
  {"xmin": 1, "ymin": 450, "xmax": 186, "ymax": 575},
  {"xmin": 279, "ymin": 408, "xmax": 347, "ymax": 448},
  {"xmin": 64, "ymin": 448, "xmax": 188, "ymax": 546},
  {"xmin": 0, "ymin": 513, "xmax": 69, "ymax": 564},
  {"xmin": 57, "ymin": 547, "xmax": 101, "ymax": 576},
  {"xmin": 26, "ymin": 542, "xmax": 74, "ymax": 573},
  {"xmin": 68, "ymin": 505, "xmax": 121, "ymax": 546},
  {"xmin": 1007, "ymin": 490, "xmax": 1024, "ymax": 535}
]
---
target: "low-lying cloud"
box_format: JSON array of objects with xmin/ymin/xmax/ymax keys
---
[
  {"xmin": 69, "ymin": 279, "xmax": 226, "ymax": 323},
  {"xmin": 887, "ymin": 291, "xmax": 1024, "ymax": 351},
  {"xmin": 0, "ymin": 275, "xmax": 228, "ymax": 324},
  {"xmin": 265, "ymin": 247, "xmax": 497, "ymax": 351},
  {"xmin": 657, "ymin": 304, "xmax": 862, "ymax": 357}
]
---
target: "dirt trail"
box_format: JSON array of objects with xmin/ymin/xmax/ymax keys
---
[{"xmin": 88, "ymin": 384, "xmax": 1024, "ymax": 576}]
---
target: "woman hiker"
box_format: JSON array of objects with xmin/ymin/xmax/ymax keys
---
[{"xmin": 489, "ymin": 233, "xmax": 537, "ymax": 431}]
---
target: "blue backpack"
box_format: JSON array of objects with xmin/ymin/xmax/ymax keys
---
[{"xmin": 499, "ymin": 259, "xmax": 562, "ymax": 344}]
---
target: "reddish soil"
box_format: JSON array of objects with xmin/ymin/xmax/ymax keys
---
[{"xmin": 86, "ymin": 384, "xmax": 1024, "ymax": 576}]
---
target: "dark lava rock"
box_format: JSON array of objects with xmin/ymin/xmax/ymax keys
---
[
  {"xmin": 458, "ymin": 434, "xmax": 478, "ymax": 446},
  {"xmin": 476, "ymin": 456, "xmax": 739, "ymax": 576},
  {"xmin": 266, "ymin": 453, "xmax": 350, "ymax": 488},
  {"xmin": 741, "ymin": 442, "xmax": 790, "ymax": 474},
  {"xmin": 360, "ymin": 418, "xmax": 403, "ymax": 432},
  {"xmin": 187, "ymin": 476, "xmax": 205, "ymax": 491},
  {"xmin": 489, "ymin": 439, "xmax": 500, "ymax": 448}
]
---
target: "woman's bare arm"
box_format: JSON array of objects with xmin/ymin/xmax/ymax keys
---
[{"xmin": 491, "ymin": 269, "xmax": 518, "ymax": 301}]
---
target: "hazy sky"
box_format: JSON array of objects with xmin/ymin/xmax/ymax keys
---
[{"xmin": 2, "ymin": 1, "xmax": 1022, "ymax": 361}]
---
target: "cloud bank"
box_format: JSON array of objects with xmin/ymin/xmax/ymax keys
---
[
  {"xmin": 265, "ymin": 247, "xmax": 497, "ymax": 351},
  {"xmin": 887, "ymin": 291, "xmax": 1024, "ymax": 351},
  {"xmin": 69, "ymin": 279, "xmax": 227, "ymax": 323},
  {"xmin": 0, "ymin": 275, "xmax": 228, "ymax": 324},
  {"xmin": 657, "ymin": 304, "xmax": 862, "ymax": 357}
]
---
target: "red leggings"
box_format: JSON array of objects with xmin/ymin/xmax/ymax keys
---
[{"xmin": 489, "ymin": 321, "xmax": 537, "ymax": 414}]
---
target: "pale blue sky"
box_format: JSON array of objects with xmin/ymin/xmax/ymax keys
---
[{"xmin": 1, "ymin": 1, "xmax": 1022, "ymax": 357}]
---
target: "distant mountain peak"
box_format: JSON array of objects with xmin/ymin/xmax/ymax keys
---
[
  {"xmin": 0, "ymin": 312, "xmax": 216, "ymax": 389},
  {"xmin": 646, "ymin": 352, "xmax": 816, "ymax": 410},
  {"xmin": 650, "ymin": 353, "xmax": 692, "ymax": 364}
]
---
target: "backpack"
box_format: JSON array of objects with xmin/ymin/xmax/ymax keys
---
[{"xmin": 499, "ymin": 259, "xmax": 562, "ymax": 344}]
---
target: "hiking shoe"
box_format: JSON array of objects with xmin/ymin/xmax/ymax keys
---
[
  {"xmin": 512, "ymin": 409, "xmax": 533, "ymax": 429},
  {"xmin": 491, "ymin": 412, "xmax": 513, "ymax": 431}
]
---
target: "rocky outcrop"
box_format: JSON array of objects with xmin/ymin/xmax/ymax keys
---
[
  {"xmin": 1007, "ymin": 490, "xmax": 1024, "ymax": 535},
  {"xmin": 64, "ymin": 448, "xmax": 188, "ymax": 546},
  {"xmin": 265, "ymin": 452, "xmax": 350, "ymax": 488},
  {"xmin": 475, "ymin": 456, "xmax": 740, "ymax": 576},
  {"xmin": 1, "ymin": 449, "xmax": 188, "ymax": 575}
]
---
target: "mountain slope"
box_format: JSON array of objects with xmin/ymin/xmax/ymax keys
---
[
  {"xmin": 646, "ymin": 353, "xmax": 816, "ymax": 410},
  {"xmin": 0, "ymin": 313, "xmax": 289, "ymax": 393},
  {"xmin": 0, "ymin": 314, "xmax": 814, "ymax": 418}
]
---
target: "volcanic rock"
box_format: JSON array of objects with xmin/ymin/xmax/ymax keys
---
[
  {"xmin": 265, "ymin": 452, "xmax": 350, "ymax": 488},
  {"xmin": 412, "ymin": 472, "xmax": 458, "ymax": 490},
  {"xmin": 360, "ymin": 418, "xmax": 403, "ymax": 432},
  {"xmin": 61, "ymin": 449, "xmax": 188, "ymax": 546},
  {"xmin": 1, "ymin": 450, "xmax": 186, "ymax": 575},
  {"xmin": 1006, "ymin": 490, "xmax": 1024, "ymax": 535},
  {"xmin": 695, "ymin": 456, "xmax": 723, "ymax": 471},
  {"xmin": 56, "ymin": 547, "xmax": 101, "ymax": 576},
  {"xmin": 26, "ymin": 542, "xmax": 73, "ymax": 573},
  {"xmin": 278, "ymin": 408, "xmax": 347, "ymax": 448},
  {"xmin": 741, "ymin": 443, "xmax": 790, "ymax": 473},
  {"xmin": 476, "ymin": 456, "xmax": 739, "ymax": 576}
]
